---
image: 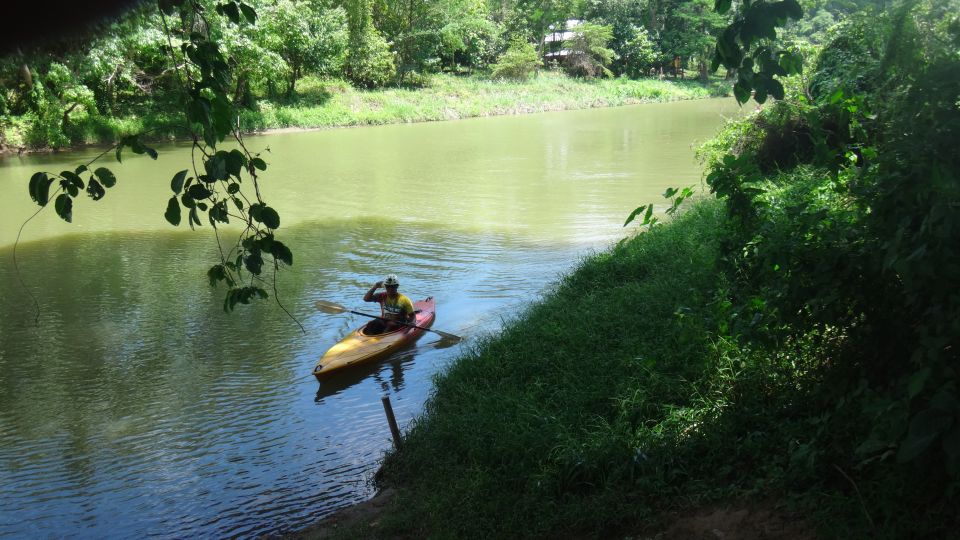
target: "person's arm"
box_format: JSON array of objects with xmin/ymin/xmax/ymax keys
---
[
  {"xmin": 364, "ymin": 281, "xmax": 383, "ymax": 302},
  {"xmin": 403, "ymin": 297, "xmax": 416, "ymax": 323}
]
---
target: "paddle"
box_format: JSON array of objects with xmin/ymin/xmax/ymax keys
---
[{"xmin": 314, "ymin": 300, "xmax": 463, "ymax": 343}]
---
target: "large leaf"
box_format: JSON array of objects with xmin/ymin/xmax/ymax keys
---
[
  {"xmin": 54, "ymin": 194, "xmax": 73, "ymax": 223},
  {"xmin": 29, "ymin": 172, "xmax": 53, "ymax": 206},
  {"xmin": 170, "ymin": 170, "xmax": 188, "ymax": 194},
  {"xmin": 165, "ymin": 196, "xmax": 182, "ymax": 226},
  {"xmin": 86, "ymin": 179, "xmax": 106, "ymax": 201},
  {"xmin": 897, "ymin": 408, "xmax": 953, "ymax": 463},
  {"xmin": 624, "ymin": 205, "xmax": 648, "ymax": 227},
  {"xmin": 94, "ymin": 167, "xmax": 117, "ymax": 188},
  {"xmin": 260, "ymin": 206, "xmax": 280, "ymax": 229}
]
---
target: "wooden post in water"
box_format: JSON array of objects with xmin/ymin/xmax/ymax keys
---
[{"xmin": 381, "ymin": 395, "xmax": 402, "ymax": 449}]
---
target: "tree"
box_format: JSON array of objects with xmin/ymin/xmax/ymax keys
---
[
  {"xmin": 659, "ymin": 0, "xmax": 726, "ymax": 79},
  {"xmin": 490, "ymin": 38, "xmax": 541, "ymax": 79},
  {"xmin": 344, "ymin": 0, "xmax": 396, "ymax": 87},
  {"xmin": 562, "ymin": 21, "xmax": 615, "ymax": 78},
  {"xmin": 257, "ymin": 0, "xmax": 348, "ymax": 97},
  {"xmin": 621, "ymin": 27, "xmax": 657, "ymax": 77},
  {"xmin": 584, "ymin": 0, "xmax": 647, "ymax": 76},
  {"xmin": 18, "ymin": 0, "xmax": 300, "ymax": 321}
]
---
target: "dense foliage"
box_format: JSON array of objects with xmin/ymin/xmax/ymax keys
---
[
  {"xmin": 0, "ymin": 0, "xmax": 739, "ymax": 151},
  {"xmin": 367, "ymin": 0, "xmax": 960, "ymax": 537},
  {"xmin": 705, "ymin": 0, "xmax": 960, "ymax": 494}
]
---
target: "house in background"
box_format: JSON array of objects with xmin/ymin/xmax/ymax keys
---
[{"xmin": 543, "ymin": 19, "xmax": 581, "ymax": 63}]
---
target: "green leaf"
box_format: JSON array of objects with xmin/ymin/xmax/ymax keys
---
[
  {"xmin": 643, "ymin": 203, "xmax": 654, "ymax": 224},
  {"xmin": 251, "ymin": 157, "xmax": 267, "ymax": 171},
  {"xmin": 897, "ymin": 408, "xmax": 953, "ymax": 463},
  {"xmin": 249, "ymin": 202, "xmax": 264, "ymax": 222},
  {"xmin": 181, "ymin": 192, "xmax": 197, "ymax": 209},
  {"xmin": 908, "ymin": 367, "xmax": 932, "ymax": 399},
  {"xmin": 222, "ymin": 1, "xmax": 241, "ymax": 24},
  {"xmin": 244, "ymin": 250, "xmax": 264, "ymax": 275},
  {"xmin": 188, "ymin": 206, "xmax": 202, "ymax": 230},
  {"xmin": 29, "ymin": 172, "xmax": 52, "ymax": 206},
  {"xmin": 261, "ymin": 206, "xmax": 280, "ymax": 229},
  {"xmin": 624, "ymin": 205, "xmax": 647, "ymax": 227},
  {"xmin": 93, "ymin": 167, "xmax": 116, "ymax": 189},
  {"xmin": 239, "ymin": 2, "xmax": 257, "ymax": 23},
  {"xmin": 779, "ymin": 51, "xmax": 803, "ymax": 75},
  {"xmin": 782, "ymin": 0, "xmax": 803, "ymax": 19},
  {"xmin": 733, "ymin": 80, "xmax": 751, "ymax": 104},
  {"xmin": 86, "ymin": 179, "xmax": 106, "ymax": 201},
  {"xmin": 54, "ymin": 194, "xmax": 73, "ymax": 223},
  {"xmin": 61, "ymin": 179, "xmax": 79, "ymax": 197},
  {"xmin": 769, "ymin": 79, "xmax": 785, "ymax": 100},
  {"xmin": 208, "ymin": 264, "xmax": 227, "ymax": 286},
  {"xmin": 165, "ymin": 196, "xmax": 182, "ymax": 226},
  {"xmin": 714, "ymin": 0, "xmax": 732, "ymax": 14},
  {"xmin": 663, "ymin": 187, "xmax": 678, "ymax": 198},
  {"xmin": 226, "ymin": 149, "xmax": 246, "ymax": 178},
  {"xmin": 271, "ymin": 240, "xmax": 293, "ymax": 266},
  {"xmin": 75, "ymin": 164, "xmax": 88, "ymax": 175},
  {"xmin": 158, "ymin": 0, "xmax": 183, "ymax": 15},
  {"xmin": 171, "ymin": 170, "xmax": 188, "ymax": 194},
  {"xmin": 61, "ymin": 170, "xmax": 84, "ymax": 190},
  {"xmin": 227, "ymin": 183, "xmax": 240, "ymax": 194},
  {"xmin": 187, "ymin": 184, "xmax": 213, "ymax": 200},
  {"xmin": 205, "ymin": 154, "xmax": 228, "ymax": 180}
]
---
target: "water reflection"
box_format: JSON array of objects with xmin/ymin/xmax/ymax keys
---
[
  {"xmin": 0, "ymin": 99, "xmax": 741, "ymax": 537},
  {"xmin": 314, "ymin": 350, "xmax": 417, "ymax": 403}
]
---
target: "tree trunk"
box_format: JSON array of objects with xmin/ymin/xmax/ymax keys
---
[{"xmin": 61, "ymin": 102, "xmax": 79, "ymax": 133}]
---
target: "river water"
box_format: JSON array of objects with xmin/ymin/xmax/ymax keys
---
[{"xmin": 0, "ymin": 98, "xmax": 740, "ymax": 538}]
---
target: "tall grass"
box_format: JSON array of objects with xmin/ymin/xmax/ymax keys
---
[
  {"xmin": 372, "ymin": 201, "xmax": 752, "ymax": 538},
  {"xmin": 4, "ymin": 72, "xmax": 729, "ymax": 152},
  {"xmin": 241, "ymin": 72, "xmax": 729, "ymax": 132}
]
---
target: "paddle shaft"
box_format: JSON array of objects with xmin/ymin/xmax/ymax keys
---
[{"xmin": 345, "ymin": 308, "xmax": 443, "ymax": 336}]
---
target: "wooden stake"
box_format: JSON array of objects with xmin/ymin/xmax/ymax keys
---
[{"xmin": 381, "ymin": 395, "xmax": 402, "ymax": 449}]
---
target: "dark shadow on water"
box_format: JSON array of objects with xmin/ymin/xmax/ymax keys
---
[{"xmin": 313, "ymin": 346, "xmax": 418, "ymax": 403}]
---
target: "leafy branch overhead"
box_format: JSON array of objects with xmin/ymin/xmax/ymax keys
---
[
  {"xmin": 712, "ymin": 0, "xmax": 804, "ymax": 104},
  {"xmin": 22, "ymin": 0, "xmax": 297, "ymax": 320}
]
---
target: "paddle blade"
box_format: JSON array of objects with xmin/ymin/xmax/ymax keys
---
[
  {"xmin": 430, "ymin": 330, "xmax": 463, "ymax": 345},
  {"xmin": 314, "ymin": 300, "xmax": 349, "ymax": 314},
  {"xmin": 426, "ymin": 335, "xmax": 462, "ymax": 349}
]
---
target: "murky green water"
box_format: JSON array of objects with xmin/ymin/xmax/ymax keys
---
[{"xmin": 0, "ymin": 99, "xmax": 741, "ymax": 537}]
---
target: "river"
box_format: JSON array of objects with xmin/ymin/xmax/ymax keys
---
[{"xmin": 0, "ymin": 98, "xmax": 741, "ymax": 537}]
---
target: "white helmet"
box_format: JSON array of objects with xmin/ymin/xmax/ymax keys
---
[{"xmin": 383, "ymin": 274, "xmax": 400, "ymax": 287}]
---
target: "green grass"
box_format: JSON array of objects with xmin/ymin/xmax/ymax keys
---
[
  {"xmin": 356, "ymin": 176, "xmax": 960, "ymax": 539},
  {"xmin": 239, "ymin": 72, "xmax": 729, "ymax": 132},
  {"xmin": 4, "ymin": 72, "xmax": 730, "ymax": 151},
  {"xmin": 369, "ymin": 201, "xmax": 754, "ymax": 538}
]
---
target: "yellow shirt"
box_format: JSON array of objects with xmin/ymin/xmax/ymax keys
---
[{"xmin": 373, "ymin": 292, "xmax": 414, "ymax": 321}]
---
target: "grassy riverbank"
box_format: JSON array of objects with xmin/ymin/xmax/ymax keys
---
[
  {"xmin": 313, "ymin": 6, "xmax": 960, "ymax": 536},
  {"xmin": 317, "ymin": 195, "xmax": 956, "ymax": 540},
  {"xmin": 1, "ymin": 72, "xmax": 729, "ymax": 152}
]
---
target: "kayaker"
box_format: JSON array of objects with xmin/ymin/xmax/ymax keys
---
[{"xmin": 363, "ymin": 274, "xmax": 416, "ymax": 334}]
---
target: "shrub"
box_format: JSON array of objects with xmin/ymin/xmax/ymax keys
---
[
  {"xmin": 345, "ymin": 27, "xmax": 397, "ymax": 88},
  {"xmin": 490, "ymin": 39, "xmax": 541, "ymax": 80}
]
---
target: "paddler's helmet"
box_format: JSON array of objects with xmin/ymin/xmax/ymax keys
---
[{"xmin": 383, "ymin": 274, "xmax": 400, "ymax": 287}]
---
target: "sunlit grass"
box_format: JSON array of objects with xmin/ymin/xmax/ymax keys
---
[{"xmin": 239, "ymin": 72, "xmax": 730, "ymax": 132}]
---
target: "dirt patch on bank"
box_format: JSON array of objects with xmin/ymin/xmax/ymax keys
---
[
  {"xmin": 284, "ymin": 489, "xmax": 397, "ymax": 540},
  {"xmin": 653, "ymin": 503, "xmax": 816, "ymax": 540}
]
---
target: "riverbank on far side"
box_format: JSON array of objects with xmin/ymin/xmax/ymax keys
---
[{"xmin": 1, "ymin": 72, "xmax": 730, "ymax": 157}]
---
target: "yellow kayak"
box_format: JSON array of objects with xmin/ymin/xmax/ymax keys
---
[{"xmin": 313, "ymin": 297, "xmax": 436, "ymax": 380}]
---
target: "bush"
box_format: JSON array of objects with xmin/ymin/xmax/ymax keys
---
[
  {"xmin": 490, "ymin": 39, "xmax": 541, "ymax": 80},
  {"xmin": 562, "ymin": 22, "xmax": 615, "ymax": 79},
  {"xmin": 345, "ymin": 27, "xmax": 396, "ymax": 89}
]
